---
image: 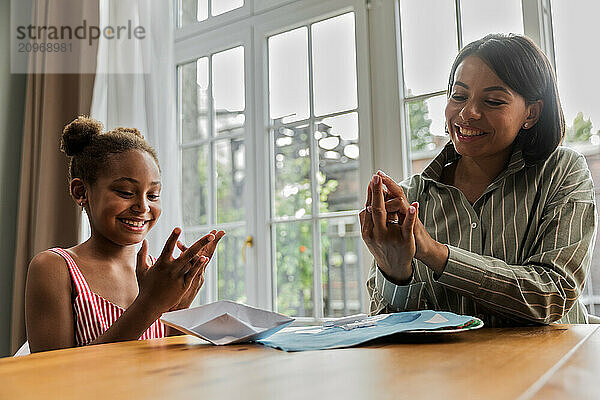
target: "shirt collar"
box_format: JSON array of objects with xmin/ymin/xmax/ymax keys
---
[{"xmin": 421, "ymin": 140, "xmax": 526, "ymax": 184}]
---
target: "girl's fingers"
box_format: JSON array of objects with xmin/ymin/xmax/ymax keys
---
[
  {"xmin": 136, "ymin": 240, "xmax": 149, "ymax": 277},
  {"xmin": 202, "ymin": 231, "xmax": 225, "ymax": 258},
  {"xmin": 160, "ymin": 228, "xmax": 182, "ymax": 259},
  {"xmin": 177, "ymin": 240, "xmax": 187, "ymax": 252},
  {"xmin": 184, "ymin": 256, "xmax": 208, "ymax": 286},
  {"xmin": 181, "ymin": 233, "xmax": 215, "ymax": 264}
]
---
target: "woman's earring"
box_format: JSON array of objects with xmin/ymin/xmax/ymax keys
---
[{"xmin": 523, "ymin": 123, "xmax": 529, "ymax": 129}]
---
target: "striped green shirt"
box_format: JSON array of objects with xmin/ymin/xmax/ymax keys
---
[{"xmin": 367, "ymin": 142, "xmax": 597, "ymax": 326}]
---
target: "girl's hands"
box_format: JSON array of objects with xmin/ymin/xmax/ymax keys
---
[
  {"xmin": 135, "ymin": 228, "xmax": 219, "ymax": 314},
  {"xmin": 359, "ymin": 174, "xmax": 418, "ymax": 284},
  {"xmin": 170, "ymin": 229, "xmax": 226, "ymax": 311}
]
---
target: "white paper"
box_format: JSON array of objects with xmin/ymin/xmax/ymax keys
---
[{"xmin": 160, "ymin": 300, "xmax": 294, "ymax": 345}]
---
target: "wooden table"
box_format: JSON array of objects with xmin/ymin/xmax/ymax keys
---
[{"xmin": 1, "ymin": 325, "xmax": 599, "ymax": 399}]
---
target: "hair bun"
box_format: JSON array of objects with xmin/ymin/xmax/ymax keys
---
[
  {"xmin": 61, "ymin": 116, "xmax": 103, "ymax": 156},
  {"xmin": 114, "ymin": 126, "xmax": 143, "ymax": 139}
]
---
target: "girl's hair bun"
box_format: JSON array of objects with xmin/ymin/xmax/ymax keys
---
[
  {"xmin": 61, "ymin": 116, "xmax": 103, "ymax": 156},
  {"xmin": 114, "ymin": 126, "xmax": 143, "ymax": 138}
]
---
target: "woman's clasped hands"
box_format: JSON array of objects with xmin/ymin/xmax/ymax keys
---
[
  {"xmin": 135, "ymin": 227, "xmax": 225, "ymax": 314},
  {"xmin": 359, "ymin": 171, "xmax": 448, "ymax": 285}
]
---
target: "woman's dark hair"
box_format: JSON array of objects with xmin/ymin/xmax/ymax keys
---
[
  {"xmin": 447, "ymin": 33, "xmax": 564, "ymax": 163},
  {"xmin": 61, "ymin": 116, "xmax": 160, "ymax": 184}
]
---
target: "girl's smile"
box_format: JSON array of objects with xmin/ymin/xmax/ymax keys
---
[{"xmin": 85, "ymin": 150, "xmax": 162, "ymax": 246}]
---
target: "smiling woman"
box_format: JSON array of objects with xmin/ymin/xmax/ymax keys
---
[
  {"xmin": 361, "ymin": 34, "xmax": 597, "ymax": 327},
  {"xmin": 24, "ymin": 116, "xmax": 225, "ymax": 353}
]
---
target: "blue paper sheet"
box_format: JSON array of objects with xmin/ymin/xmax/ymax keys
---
[{"xmin": 258, "ymin": 310, "xmax": 481, "ymax": 351}]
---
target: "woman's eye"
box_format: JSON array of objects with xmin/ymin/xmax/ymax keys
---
[
  {"xmin": 451, "ymin": 94, "xmax": 467, "ymax": 101},
  {"xmin": 116, "ymin": 190, "xmax": 134, "ymax": 197},
  {"xmin": 148, "ymin": 194, "xmax": 160, "ymax": 201},
  {"xmin": 486, "ymin": 100, "xmax": 505, "ymax": 106}
]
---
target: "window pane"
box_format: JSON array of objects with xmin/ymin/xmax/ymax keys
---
[
  {"xmin": 316, "ymin": 112, "xmax": 360, "ymax": 212},
  {"xmin": 185, "ymin": 231, "xmax": 210, "ymax": 306},
  {"xmin": 321, "ymin": 217, "xmax": 362, "ymax": 317},
  {"xmin": 274, "ymin": 221, "xmax": 313, "ymax": 317},
  {"xmin": 216, "ymin": 110, "xmax": 244, "ymax": 136},
  {"xmin": 399, "ymin": 0, "xmax": 457, "ymax": 96},
  {"xmin": 552, "ymin": 1, "xmax": 600, "ymax": 314},
  {"xmin": 179, "ymin": 0, "xmax": 208, "ymax": 27},
  {"xmin": 182, "ymin": 146, "xmax": 209, "ymax": 226},
  {"xmin": 461, "ymin": 0, "xmax": 523, "ymax": 46},
  {"xmin": 212, "ymin": 47, "xmax": 245, "ymax": 115},
  {"xmin": 272, "ymin": 124, "xmax": 312, "ymax": 218},
  {"xmin": 212, "ymin": 0, "xmax": 243, "ymax": 16},
  {"xmin": 552, "ymin": 1, "xmax": 600, "ymax": 146},
  {"xmin": 180, "ymin": 58, "xmax": 209, "ymax": 143},
  {"xmin": 312, "ymin": 13, "xmax": 358, "ymax": 116},
  {"xmin": 268, "ymin": 27, "xmax": 309, "ymax": 123},
  {"xmin": 407, "ymin": 95, "xmax": 448, "ymax": 174},
  {"xmin": 217, "ymin": 225, "xmax": 247, "ymax": 302},
  {"xmin": 216, "ymin": 139, "xmax": 245, "ymax": 223}
]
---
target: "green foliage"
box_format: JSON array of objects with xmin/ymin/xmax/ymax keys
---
[
  {"xmin": 273, "ymin": 129, "xmax": 337, "ymax": 317},
  {"xmin": 566, "ymin": 112, "xmax": 596, "ymax": 144},
  {"xmin": 408, "ymin": 92, "xmax": 433, "ymax": 152}
]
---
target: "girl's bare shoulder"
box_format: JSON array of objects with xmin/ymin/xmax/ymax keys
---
[{"xmin": 27, "ymin": 249, "xmax": 72, "ymax": 291}]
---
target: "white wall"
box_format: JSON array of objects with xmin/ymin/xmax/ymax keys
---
[{"xmin": 0, "ymin": 0, "xmax": 27, "ymax": 357}]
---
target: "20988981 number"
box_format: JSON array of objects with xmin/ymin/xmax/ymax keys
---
[{"xmin": 18, "ymin": 42, "xmax": 72, "ymax": 53}]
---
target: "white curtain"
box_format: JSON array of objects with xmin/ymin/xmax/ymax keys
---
[{"xmin": 90, "ymin": 0, "xmax": 181, "ymax": 256}]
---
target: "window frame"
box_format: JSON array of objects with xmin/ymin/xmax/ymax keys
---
[{"xmin": 174, "ymin": 0, "xmax": 373, "ymax": 320}]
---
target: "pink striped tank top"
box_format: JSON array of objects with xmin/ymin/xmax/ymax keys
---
[{"xmin": 50, "ymin": 248, "xmax": 166, "ymax": 346}]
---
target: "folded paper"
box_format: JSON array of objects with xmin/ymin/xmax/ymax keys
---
[
  {"xmin": 161, "ymin": 300, "xmax": 294, "ymax": 345},
  {"xmin": 258, "ymin": 310, "xmax": 483, "ymax": 351}
]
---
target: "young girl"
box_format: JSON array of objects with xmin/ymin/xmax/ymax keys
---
[{"xmin": 25, "ymin": 116, "xmax": 225, "ymax": 352}]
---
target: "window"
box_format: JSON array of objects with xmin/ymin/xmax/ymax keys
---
[
  {"xmin": 178, "ymin": 0, "xmax": 245, "ymax": 26},
  {"xmin": 397, "ymin": 0, "xmax": 524, "ymax": 174},
  {"xmin": 551, "ymin": 0, "xmax": 600, "ymax": 314},
  {"xmin": 175, "ymin": 0, "xmax": 372, "ymax": 320},
  {"xmin": 178, "ymin": 45, "xmax": 249, "ymax": 305},
  {"xmin": 267, "ymin": 13, "xmax": 363, "ymax": 318}
]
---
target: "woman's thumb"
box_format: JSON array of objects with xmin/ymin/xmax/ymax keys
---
[{"xmin": 403, "ymin": 202, "xmax": 418, "ymax": 237}]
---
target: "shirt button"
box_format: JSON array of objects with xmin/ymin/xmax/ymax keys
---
[{"xmin": 471, "ymin": 222, "xmax": 478, "ymax": 229}]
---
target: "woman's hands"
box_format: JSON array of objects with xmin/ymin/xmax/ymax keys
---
[
  {"xmin": 359, "ymin": 171, "xmax": 450, "ymax": 282},
  {"xmin": 359, "ymin": 174, "xmax": 419, "ymax": 284},
  {"xmin": 135, "ymin": 228, "xmax": 224, "ymax": 314}
]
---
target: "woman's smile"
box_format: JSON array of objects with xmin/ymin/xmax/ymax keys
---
[{"xmin": 455, "ymin": 124, "xmax": 490, "ymax": 142}]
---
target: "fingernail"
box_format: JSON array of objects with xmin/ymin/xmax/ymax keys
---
[
  {"xmin": 373, "ymin": 175, "xmax": 380, "ymax": 184},
  {"xmin": 208, "ymin": 234, "xmax": 215, "ymax": 241},
  {"xmin": 409, "ymin": 206, "xmax": 416, "ymax": 214},
  {"xmin": 377, "ymin": 170, "xmax": 387, "ymax": 177},
  {"xmin": 413, "ymin": 201, "xmax": 419, "ymax": 208},
  {"xmin": 174, "ymin": 227, "xmax": 181, "ymax": 234},
  {"xmin": 367, "ymin": 206, "xmax": 372, "ymax": 213}
]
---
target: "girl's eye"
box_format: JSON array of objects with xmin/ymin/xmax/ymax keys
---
[
  {"xmin": 116, "ymin": 190, "xmax": 134, "ymax": 197},
  {"xmin": 148, "ymin": 194, "xmax": 160, "ymax": 201}
]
